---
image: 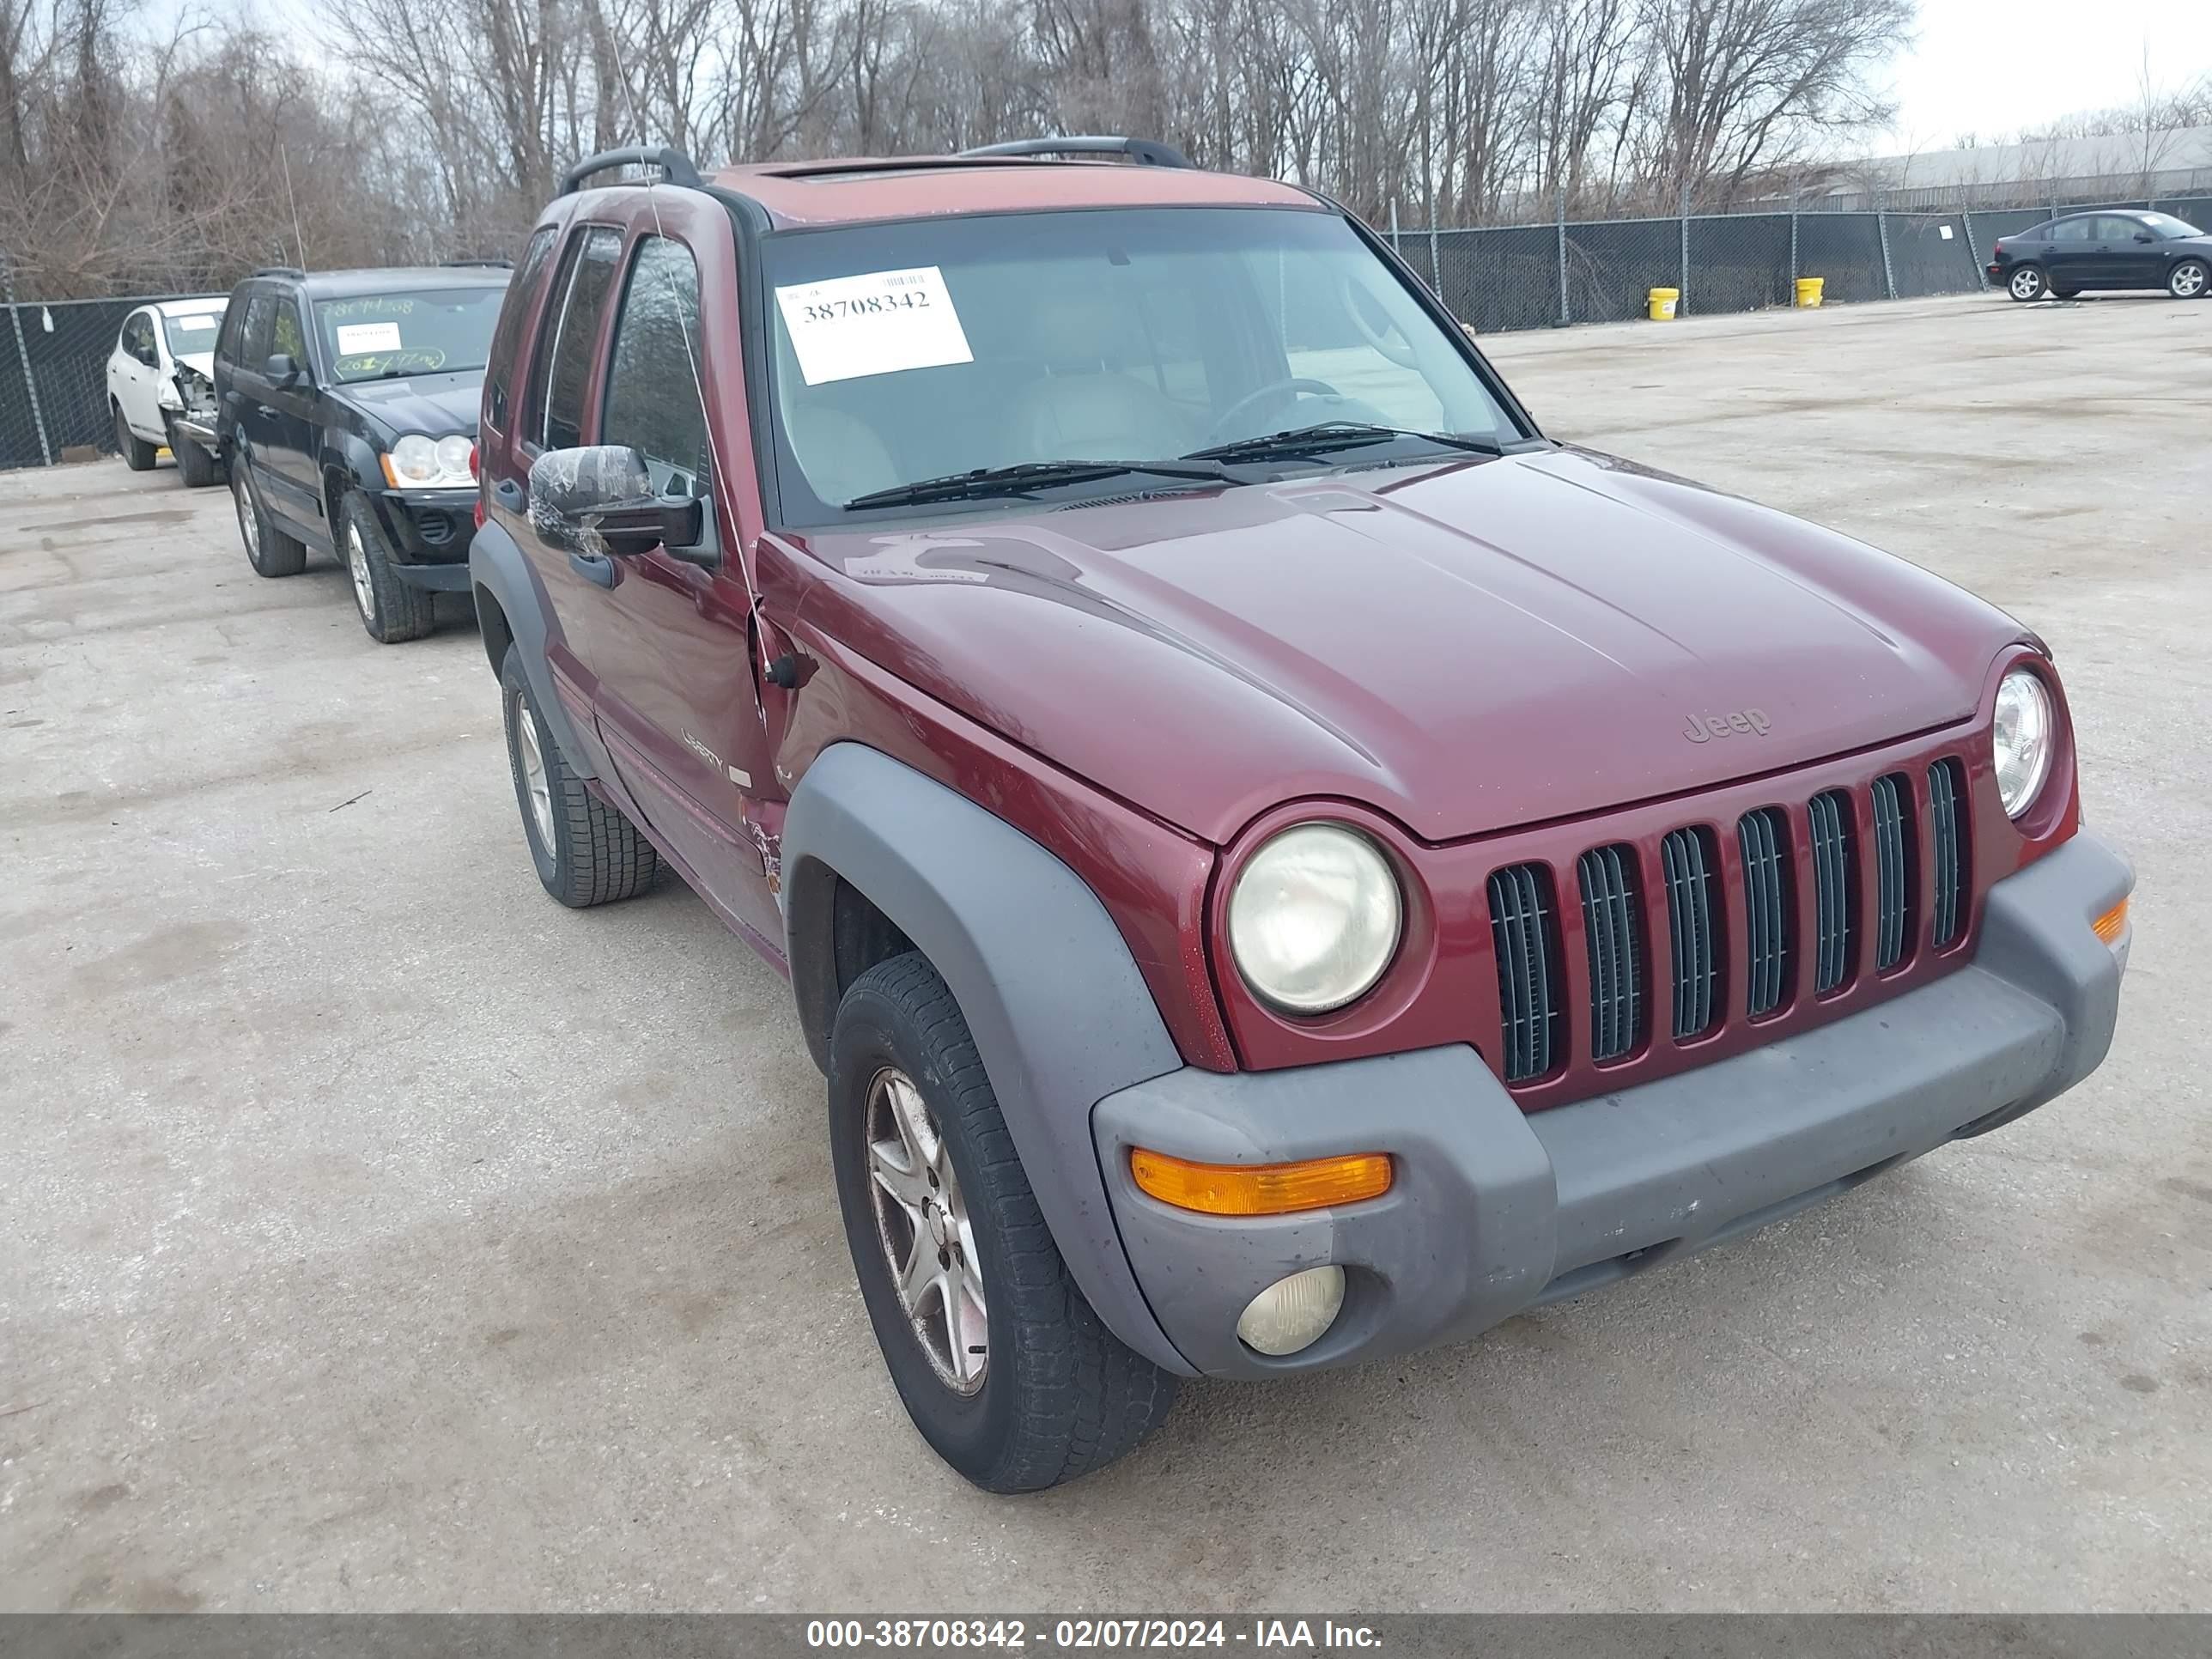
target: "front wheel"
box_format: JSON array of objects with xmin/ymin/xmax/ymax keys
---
[
  {"xmin": 167, "ymin": 418, "xmax": 221, "ymax": 489},
  {"xmin": 340, "ymin": 492, "xmax": 436, "ymax": 643},
  {"xmin": 829, "ymin": 952, "xmax": 1178, "ymax": 1492},
  {"xmin": 2007, "ymin": 265, "xmax": 2048, "ymax": 302},
  {"xmin": 113, "ymin": 404, "xmax": 156, "ymax": 471},
  {"xmin": 2170, "ymin": 259, "xmax": 2209, "ymax": 301}
]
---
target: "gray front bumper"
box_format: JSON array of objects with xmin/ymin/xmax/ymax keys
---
[{"xmin": 1092, "ymin": 833, "xmax": 2131, "ymax": 1379}]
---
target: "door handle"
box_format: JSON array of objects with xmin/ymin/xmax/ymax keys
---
[
  {"xmin": 569, "ymin": 550, "xmax": 617, "ymax": 588},
  {"xmin": 256, "ymin": 405, "xmax": 278, "ymax": 420}
]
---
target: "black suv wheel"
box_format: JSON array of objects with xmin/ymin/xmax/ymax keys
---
[
  {"xmin": 233, "ymin": 459, "xmax": 307, "ymax": 576},
  {"xmin": 829, "ymin": 952, "xmax": 1178, "ymax": 1492},
  {"xmin": 340, "ymin": 492, "xmax": 436, "ymax": 643},
  {"xmin": 500, "ymin": 645, "xmax": 661, "ymax": 906}
]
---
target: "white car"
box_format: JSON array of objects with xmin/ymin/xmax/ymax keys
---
[{"xmin": 105, "ymin": 298, "xmax": 227, "ymax": 485}]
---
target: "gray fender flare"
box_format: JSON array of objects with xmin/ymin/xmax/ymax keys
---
[
  {"xmin": 467, "ymin": 519, "xmax": 597, "ymax": 778},
  {"xmin": 782, "ymin": 742, "xmax": 1195, "ymax": 1374}
]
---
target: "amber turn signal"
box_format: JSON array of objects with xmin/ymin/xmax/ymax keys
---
[
  {"xmin": 2092, "ymin": 897, "xmax": 2130, "ymax": 945},
  {"xmin": 1129, "ymin": 1148, "xmax": 1392, "ymax": 1216}
]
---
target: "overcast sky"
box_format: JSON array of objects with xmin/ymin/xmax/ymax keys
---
[
  {"xmin": 168, "ymin": 0, "xmax": 2212, "ymax": 159},
  {"xmin": 1882, "ymin": 0, "xmax": 2212, "ymax": 149}
]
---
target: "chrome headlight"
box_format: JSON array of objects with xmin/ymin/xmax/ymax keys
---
[
  {"xmin": 1993, "ymin": 667, "xmax": 2055, "ymax": 817},
  {"xmin": 1228, "ymin": 823, "xmax": 1402, "ymax": 1014},
  {"xmin": 385, "ymin": 432, "xmax": 472, "ymax": 488}
]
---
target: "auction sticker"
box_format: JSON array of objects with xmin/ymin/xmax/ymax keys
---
[
  {"xmin": 775, "ymin": 266, "xmax": 972, "ymax": 385},
  {"xmin": 336, "ymin": 321, "xmax": 404, "ymax": 354}
]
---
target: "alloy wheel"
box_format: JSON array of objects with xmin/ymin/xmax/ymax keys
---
[
  {"xmin": 512, "ymin": 696, "xmax": 556, "ymax": 850},
  {"xmin": 865, "ymin": 1066, "xmax": 988, "ymax": 1395},
  {"xmin": 2009, "ymin": 269, "xmax": 2043, "ymax": 301},
  {"xmin": 347, "ymin": 522, "xmax": 377, "ymax": 622},
  {"xmin": 2174, "ymin": 264, "xmax": 2207, "ymax": 300}
]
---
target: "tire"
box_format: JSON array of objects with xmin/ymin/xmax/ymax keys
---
[
  {"xmin": 2051, "ymin": 286, "xmax": 2081, "ymax": 301},
  {"xmin": 113, "ymin": 404, "xmax": 156, "ymax": 471},
  {"xmin": 233, "ymin": 457, "xmax": 307, "ymax": 577},
  {"xmin": 340, "ymin": 491, "xmax": 437, "ymax": 643},
  {"xmin": 500, "ymin": 644, "xmax": 661, "ymax": 906},
  {"xmin": 2006, "ymin": 264, "xmax": 2047, "ymax": 301},
  {"xmin": 167, "ymin": 418, "xmax": 220, "ymax": 489},
  {"xmin": 829, "ymin": 952, "xmax": 1178, "ymax": 1492},
  {"xmin": 2169, "ymin": 258, "xmax": 2209, "ymax": 301}
]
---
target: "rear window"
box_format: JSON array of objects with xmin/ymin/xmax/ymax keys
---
[
  {"xmin": 485, "ymin": 228, "xmax": 557, "ymax": 432},
  {"xmin": 313, "ymin": 286, "xmax": 507, "ymax": 383}
]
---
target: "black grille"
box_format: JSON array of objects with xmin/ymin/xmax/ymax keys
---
[
  {"xmin": 1871, "ymin": 774, "xmax": 1914, "ymax": 970},
  {"xmin": 1808, "ymin": 791, "xmax": 1856, "ymax": 994},
  {"xmin": 1660, "ymin": 828, "xmax": 1720, "ymax": 1040},
  {"xmin": 1576, "ymin": 845, "xmax": 1644, "ymax": 1062},
  {"xmin": 1739, "ymin": 808, "xmax": 1793, "ymax": 1018},
  {"xmin": 1929, "ymin": 758, "xmax": 1968, "ymax": 946},
  {"xmin": 1488, "ymin": 863, "xmax": 1561, "ymax": 1081}
]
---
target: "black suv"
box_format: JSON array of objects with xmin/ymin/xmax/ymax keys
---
[{"xmin": 213, "ymin": 264, "xmax": 511, "ymax": 641}]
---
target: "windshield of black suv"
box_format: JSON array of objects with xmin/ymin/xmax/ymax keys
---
[
  {"xmin": 161, "ymin": 309, "xmax": 222, "ymax": 358},
  {"xmin": 313, "ymin": 288, "xmax": 505, "ymax": 383},
  {"xmin": 2140, "ymin": 212, "xmax": 2204, "ymax": 240},
  {"xmin": 758, "ymin": 206, "xmax": 1522, "ymax": 520}
]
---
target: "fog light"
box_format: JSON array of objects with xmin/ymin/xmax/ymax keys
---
[{"xmin": 1236, "ymin": 1266, "xmax": 1345, "ymax": 1357}]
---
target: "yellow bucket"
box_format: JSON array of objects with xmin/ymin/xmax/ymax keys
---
[
  {"xmin": 1648, "ymin": 287, "xmax": 1680, "ymax": 320},
  {"xmin": 1795, "ymin": 276, "xmax": 1825, "ymax": 308}
]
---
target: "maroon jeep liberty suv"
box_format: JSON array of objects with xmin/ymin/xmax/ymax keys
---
[{"xmin": 470, "ymin": 137, "xmax": 2132, "ymax": 1492}]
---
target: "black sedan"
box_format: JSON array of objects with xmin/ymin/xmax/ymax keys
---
[{"xmin": 1988, "ymin": 210, "xmax": 2210, "ymax": 302}]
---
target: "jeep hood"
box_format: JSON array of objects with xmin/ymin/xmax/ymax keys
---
[
  {"xmin": 326, "ymin": 370, "xmax": 483, "ymax": 438},
  {"xmin": 786, "ymin": 447, "xmax": 2024, "ymax": 845}
]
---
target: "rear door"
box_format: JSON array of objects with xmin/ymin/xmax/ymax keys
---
[
  {"xmin": 585, "ymin": 215, "xmax": 784, "ymax": 949},
  {"xmin": 2042, "ymin": 216, "xmax": 2097, "ymax": 287},
  {"xmin": 255, "ymin": 293, "xmax": 325, "ymax": 538},
  {"xmin": 229, "ymin": 289, "xmax": 283, "ymax": 486}
]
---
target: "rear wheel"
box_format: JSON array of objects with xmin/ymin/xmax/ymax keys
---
[
  {"xmin": 233, "ymin": 458, "xmax": 306, "ymax": 576},
  {"xmin": 113, "ymin": 404, "xmax": 156, "ymax": 471},
  {"xmin": 2007, "ymin": 264, "xmax": 2047, "ymax": 301},
  {"xmin": 2170, "ymin": 259, "xmax": 2209, "ymax": 300},
  {"xmin": 500, "ymin": 644, "xmax": 661, "ymax": 906},
  {"xmin": 829, "ymin": 952, "xmax": 1178, "ymax": 1492}
]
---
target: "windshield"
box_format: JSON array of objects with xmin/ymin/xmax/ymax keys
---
[
  {"xmin": 760, "ymin": 206, "xmax": 1519, "ymax": 520},
  {"xmin": 161, "ymin": 310, "xmax": 222, "ymax": 358},
  {"xmin": 2142, "ymin": 212, "xmax": 2203, "ymax": 240},
  {"xmin": 313, "ymin": 287, "xmax": 505, "ymax": 383}
]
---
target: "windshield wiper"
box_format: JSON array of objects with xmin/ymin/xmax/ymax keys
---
[
  {"xmin": 1182, "ymin": 422, "xmax": 1504, "ymax": 465},
  {"xmin": 842, "ymin": 458, "xmax": 1238, "ymax": 512}
]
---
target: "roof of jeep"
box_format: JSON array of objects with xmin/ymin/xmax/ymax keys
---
[
  {"xmin": 707, "ymin": 156, "xmax": 1321, "ymax": 229},
  {"xmin": 265, "ymin": 267, "xmax": 512, "ymax": 299}
]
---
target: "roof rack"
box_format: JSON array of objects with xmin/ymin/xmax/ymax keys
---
[
  {"xmin": 252, "ymin": 265, "xmax": 305, "ymax": 278},
  {"xmin": 558, "ymin": 145, "xmax": 707, "ymax": 196},
  {"xmin": 958, "ymin": 136, "xmax": 1194, "ymax": 170},
  {"xmin": 442, "ymin": 258, "xmax": 514, "ymax": 269}
]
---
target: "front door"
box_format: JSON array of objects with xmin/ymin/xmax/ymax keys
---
[
  {"xmin": 2091, "ymin": 216, "xmax": 2159, "ymax": 287},
  {"xmin": 584, "ymin": 228, "xmax": 784, "ymax": 951}
]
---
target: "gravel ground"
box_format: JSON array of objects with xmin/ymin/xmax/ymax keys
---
[{"xmin": 2, "ymin": 290, "xmax": 2207, "ymax": 1613}]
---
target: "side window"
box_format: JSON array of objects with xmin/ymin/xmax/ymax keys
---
[
  {"xmin": 217, "ymin": 295, "xmax": 247, "ymax": 363},
  {"xmin": 2096, "ymin": 216, "xmax": 2143, "ymax": 243},
  {"xmin": 601, "ymin": 235, "xmax": 712, "ymax": 492},
  {"xmin": 485, "ymin": 226, "xmax": 557, "ymax": 433},
  {"xmin": 526, "ymin": 225, "xmax": 623, "ymax": 451},
  {"xmin": 122, "ymin": 312, "xmax": 155, "ymax": 364},
  {"xmin": 271, "ymin": 297, "xmax": 307, "ymax": 363},
  {"xmin": 240, "ymin": 291, "xmax": 276, "ymax": 366},
  {"xmin": 2050, "ymin": 219, "xmax": 2093, "ymax": 243}
]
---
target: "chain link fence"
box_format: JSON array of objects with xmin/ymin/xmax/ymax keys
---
[
  {"xmin": 7, "ymin": 187, "xmax": 2212, "ymax": 471},
  {"xmin": 2, "ymin": 289, "xmax": 214, "ymax": 471},
  {"xmin": 1394, "ymin": 194, "xmax": 2212, "ymax": 336}
]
